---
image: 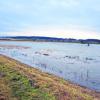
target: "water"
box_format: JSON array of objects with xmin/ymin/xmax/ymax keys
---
[{"xmin": 0, "ymin": 41, "xmax": 100, "ymax": 92}]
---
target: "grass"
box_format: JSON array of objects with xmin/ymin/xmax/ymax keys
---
[
  {"xmin": 0, "ymin": 54, "xmax": 100, "ymax": 100},
  {"xmin": 0, "ymin": 63, "xmax": 55, "ymax": 100}
]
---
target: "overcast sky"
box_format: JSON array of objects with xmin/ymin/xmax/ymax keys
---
[{"xmin": 0, "ymin": 0, "xmax": 100, "ymax": 39}]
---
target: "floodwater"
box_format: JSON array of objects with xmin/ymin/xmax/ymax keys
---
[{"xmin": 0, "ymin": 41, "xmax": 100, "ymax": 92}]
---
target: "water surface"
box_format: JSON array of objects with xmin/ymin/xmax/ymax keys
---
[{"xmin": 0, "ymin": 41, "xmax": 100, "ymax": 91}]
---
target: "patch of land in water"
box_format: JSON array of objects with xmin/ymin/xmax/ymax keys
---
[
  {"xmin": 0, "ymin": 54, "xmax": 100, "ymax": 100},
  {"xmin": 0, "ymin": 45, "xmax": 30, "ymax": 49}
]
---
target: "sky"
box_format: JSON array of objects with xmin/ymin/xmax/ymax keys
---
[{"xmin": 0, "ymin": 0, "xmax": 100, "ymax": 39}]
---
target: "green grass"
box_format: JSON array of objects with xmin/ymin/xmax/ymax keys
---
[{"xmin": 0, "ymin": 64, "xmax": 55, "ymax": 100}]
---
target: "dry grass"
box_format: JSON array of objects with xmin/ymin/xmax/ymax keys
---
[{"xmin": 0, "ymin": 54, "xmax": 100, "ymax": 100}]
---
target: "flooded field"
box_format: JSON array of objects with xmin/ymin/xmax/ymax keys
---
[{"xmin": 0, "ymin": 41, "xmax": 100, "ymax": 92}]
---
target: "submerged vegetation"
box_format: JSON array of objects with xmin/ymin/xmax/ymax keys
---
[{"xmin": 0, "ymin": 54, "xmax": 100, "ymax": 100}]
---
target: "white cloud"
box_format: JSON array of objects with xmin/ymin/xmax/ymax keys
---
[
  {"xmin": 1, "ymin": 30, "xmax": 100, "ymax": 39},
  {"xmin": 1, "ymin": 24, "xmax": 99, "ymax": 39},
  {"xmin": 0, "ymin": 0, "xmax": 100, "ymax": 39}
]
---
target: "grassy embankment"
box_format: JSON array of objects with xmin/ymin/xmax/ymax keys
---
[{"xmin": 0, "ymin": 54, "xmax": 100, "ymax": 100}]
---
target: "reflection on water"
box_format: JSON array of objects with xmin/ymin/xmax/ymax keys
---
[{"xmin": 0, "ymin": 41, "xmax": 100, "ymax": 92}]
